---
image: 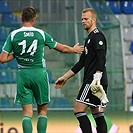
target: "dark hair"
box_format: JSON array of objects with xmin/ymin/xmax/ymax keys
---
[{"xmin": 21, "ymin": 6, "xmax": 36, "ymax": 22}]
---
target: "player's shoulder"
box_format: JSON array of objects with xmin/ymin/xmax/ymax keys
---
[
  {"xmin": 31, "ymin": 27, "xmax": 43, "ymax": 32},
  {"xmin": 92, "ymin": 28, "xmax": 103, "ymax": 35},
  {"xmin": 93, "ymin": 28, "xmax": 100, "ymax": 34},
  {"xmin": 92, "ymin": 28, "xmax": 105, "ymax": 38},
  {"xmin": 11, "ymin": 27, "xmax": 22, "ymax": 35}
]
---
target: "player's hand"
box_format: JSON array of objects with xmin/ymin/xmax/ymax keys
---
[
  {"xmin": 73, "ymin": 43, "xmax": 84, "ymax": 54},
  {"xmin": 90, "ymin": 72, "xmax": 102, "ymax": 96},
  {"xmin": 55, "ymin": 77, "xmax": 67, "ymax": 88},
  {"xmin": 91, "ymin": 85, "xmax": 105, "ymax": 100}
]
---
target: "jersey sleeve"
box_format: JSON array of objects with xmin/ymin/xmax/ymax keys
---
[
  {"xmin": 71, "ymin": 52, "xmax": 85, "ymax": 74},
  {"xmin": 92, "ymin": 33, "xmax": 107, "ymax": 71},
  {"xmin": 2, "ymin": 33, "xmax": 13, "ymax": 53},
  {"xmin": 44, "ymin": 32, "xmax": 57, "ymax": 49},
  {"xmin": 93, "ymin": 33, "xmax": 106, "ymax": 50},
  {"xmin": 96, "ymin": 49, "xmax": 106, "ymax": 71}
]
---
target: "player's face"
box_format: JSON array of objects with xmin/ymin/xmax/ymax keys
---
[{"xmin": 81, "ymin": 12, "xmax": 96, "ymax": 32}]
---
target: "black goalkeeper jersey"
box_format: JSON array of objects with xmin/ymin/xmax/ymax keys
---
[{"xmin": 71, "ymin": 28, "xmax": 108, "ymax": 85}]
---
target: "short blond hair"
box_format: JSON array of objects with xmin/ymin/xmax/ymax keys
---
[{"xmin": 82, "ymin": 8, "xmax": 97, "ymax": 19}]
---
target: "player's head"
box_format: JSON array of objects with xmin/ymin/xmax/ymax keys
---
[
  {"xmin": 21, "ymin": 6, "xmax": 36, "ymax": 23},
  {"xmin": 82, "ymin": 8, "xmax": 97, "ymax": 19},
  {"xmin": 81, "ymin": 8, "xmax": 97, "ymax": 33}
]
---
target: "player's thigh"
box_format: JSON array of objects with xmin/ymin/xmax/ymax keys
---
[
  {"xmin": 32, "ymin": 69, "xmax": 50, "ymax": 105},
  {"xmin": 90, "ymin": 107, "xmax": 104, "ymax": 114},
  {"xmin": 74, "ymin": 101, "xmax": 88, "ymax": 113},
  {"xmin": 15, "ymin": 85, "xmax": 34, "ymax": 104},
  {"xmin": 15, "ymin": 70, "xmax": 34, "ymax": 105}
]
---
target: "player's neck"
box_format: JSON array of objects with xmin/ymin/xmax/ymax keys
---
[
  {"xmin": 23, "ymin": 22, "xmax": 34, "ymax": 27},
  {"xmin": 88, "ymin": 25, "xmax": 97, "ymax": 34}
]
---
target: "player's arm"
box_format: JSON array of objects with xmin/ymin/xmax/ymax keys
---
[
  {"xmin": 91, "ymin": 50, "xmax": 106, "ymax": 86},
  {"xmin": 96, "ymin": 49, "xmax": 106, "ymax": 72},
  {"xmin": 55, "ymin": 42, "xmax": 84, "ymax": 54},
  {"xmin": 44, "ymin": 32, "xmax": 84, "ymax": 54},
  {"xmin": 90, "ymin": 49, "xmax": 109, "ymax": 106},
  {"xmin": 55, "ymin": 70, "xmax": 75, "ymax": 88},
  {"xmin": 55, "ymin": 53, "xmax": 85, "ymax": 88},
  {"xmin": 91, "ymin": 34, "xmax": 106, "ymax": 86},
  {"xmin": 0, "ymin": 33, "xmax": 14, "ymax": 63},
  {"xmin": 0, "ymin": 51, "xmax": 14, "ymax": 63},
  {"xmin": 71, "ymin": 52, "xmax": 85, "ymax": 74}
]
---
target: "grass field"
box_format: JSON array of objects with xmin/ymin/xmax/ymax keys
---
[{"xmin": 0, "ymin": 110, "xmax": 132, "ymax": 133}]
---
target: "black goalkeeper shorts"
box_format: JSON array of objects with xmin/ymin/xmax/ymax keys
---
[{"xmin": 76, "ymin": 83, "xmax": 108, "ymax": 107}]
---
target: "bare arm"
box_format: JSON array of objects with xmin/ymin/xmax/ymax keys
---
[
  {"xmin": 54, "ymin": 42, "xmax": 84, "ymax": 54},
  {"xmin": 0, "ymin": 51, "xmax": 14, "ymax": 63},
  {"xmin": 55, "ymin": 70, "xmax": 75, "ymax": 88}
]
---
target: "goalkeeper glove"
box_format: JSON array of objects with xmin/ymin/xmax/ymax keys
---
[
  {"xmin": 91, "ymin": 84, "xmax": 109, "ymax": 106},
  {"xmin": 90, "ymin": 72, "xmax": 109, "ymax": 106}
]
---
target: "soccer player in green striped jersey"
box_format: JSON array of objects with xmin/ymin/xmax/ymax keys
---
[{"xmin": 0, "ymin": 6, "xmax": 84, "ymax": 133}]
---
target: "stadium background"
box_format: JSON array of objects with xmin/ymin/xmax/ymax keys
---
[{"xmin": 0, "ymin": 0, "xmax": 133, "ymax": 132}]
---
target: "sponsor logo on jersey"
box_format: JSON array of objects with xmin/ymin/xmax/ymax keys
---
[{"xmin": 24, "ymin": 32, "xmax": 34, "ymax": 37}]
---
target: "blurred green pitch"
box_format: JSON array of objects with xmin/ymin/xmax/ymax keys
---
[{"xmin": 0, "ymin": 110, "xmax": 132, "ymax": 133}]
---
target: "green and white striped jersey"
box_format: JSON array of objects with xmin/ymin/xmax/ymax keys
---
[{"xmin": 2, "ymin": 27, "xmax": 57, "ymax": 68}]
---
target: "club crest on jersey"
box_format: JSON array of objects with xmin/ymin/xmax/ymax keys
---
[
  {"xmin": 24, "ymin": 32, "xmax": 34, "ymax": 37},
  {"xmin": 85, "ymin": 47, "xmax": 88, "ymax": 54},
  {"xmin": 99, "ymin": 41, "xmax": 103, "ymax": 45}
]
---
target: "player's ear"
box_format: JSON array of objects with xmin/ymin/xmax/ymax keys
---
[
  {"xmin": 93, "ymin": 17, "xmax": 96, "ymax": 23},
  {"xmin": 20, "ymin": 17, "xmax": 23, "ymax": 22},
  {"xmin": 32, "ymin": 17, "xmax": 36, "ymax": 22}
]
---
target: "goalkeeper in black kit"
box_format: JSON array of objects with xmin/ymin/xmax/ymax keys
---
[{"xmin": 55, "ymin": 8, "xmax": 109, "ymax": 133}]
